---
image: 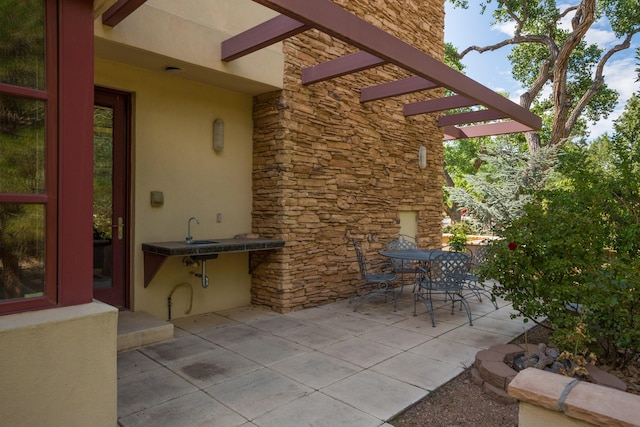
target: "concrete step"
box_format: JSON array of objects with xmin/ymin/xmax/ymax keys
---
[{"xmin": 117, "ymin": 310, "xmax": 174, "ymax": 351}]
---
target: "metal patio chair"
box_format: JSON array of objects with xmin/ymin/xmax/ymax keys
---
[
  {"xmin": 414, "ymin": 250, "xmax": 473, "ymax": 327},
  {"xmin": 464, "ymin": 244, "xmax": 499, "ymax": 309},
  {"xmin": 349, "ymin": 238, "xmax": 399, "ymax": 312},
  {"xmin": 385, "ymin": 235, "xmax": 419, "ymax": 289}
]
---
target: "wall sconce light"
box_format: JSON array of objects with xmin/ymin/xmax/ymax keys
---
[
  {"xmin": 418, "ymin": 145, "xmax": 427, "ymax": 169},
  {"xmin": 213, "ymin": 118, "xmax": 224, "ymax": 152}
]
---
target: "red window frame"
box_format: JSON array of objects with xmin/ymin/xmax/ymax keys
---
[{"xmin": 0, "ymin": 0, "xmax": 95, "ymax": 314}]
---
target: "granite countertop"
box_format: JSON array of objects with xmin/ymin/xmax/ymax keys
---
[{"xmin": 142, "ymin": 238, "xmax": 285, "ymax": 257}]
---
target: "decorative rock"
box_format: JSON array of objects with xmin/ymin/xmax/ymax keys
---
[
  {"xmin": 475, "ymin": 344, "xmax": 628, "ymax": 406},
  {"xmin": 585, "ymin": 364, "xmax": 627, "ymax": 391}
]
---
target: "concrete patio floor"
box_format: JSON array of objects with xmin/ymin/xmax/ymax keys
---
[{"xmin": 117, "ymin": 283, "xmax": 532, "ymax": 426}]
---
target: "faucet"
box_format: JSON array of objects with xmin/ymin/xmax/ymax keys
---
[{"xmin": 186, "ymin": 216, "xmax": 199, "ymax": 243}]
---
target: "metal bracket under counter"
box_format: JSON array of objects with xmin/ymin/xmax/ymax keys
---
[{"xmin": 141, "ymin": 238, "xmax": 285, "ymax": 287}]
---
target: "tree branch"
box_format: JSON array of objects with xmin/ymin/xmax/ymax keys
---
[
  {"xmin": 565, "ymin": 30, "xmax": 640, "ymax": 136},
  {"xmin": 550, "ymin": 0, "xmax": 596, "ymax": 145},
  {"xmin": 458, "ymin": 34, "xmax": 554, "ymax": 59}
]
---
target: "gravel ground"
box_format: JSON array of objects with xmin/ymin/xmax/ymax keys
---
[
  {"xmin": 390, "ymin": 322, "xmax": 553, "ymax": 427},
  {"xmin": 391, "ymin": 321, "xmax": 640, "ymax": 427}
]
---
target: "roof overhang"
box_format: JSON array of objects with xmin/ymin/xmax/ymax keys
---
[{"xmin": 102, "ymin": 0, "xmax": 542, "ymax": 141}]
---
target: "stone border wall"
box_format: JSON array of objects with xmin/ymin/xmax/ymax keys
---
[
  {"xmin": 509, "ymin": 368, "xmax": 640, "ymax": 427},
  {"xmin": 251, "ymin": 0, "xmax": 446, "ymax": 312}
]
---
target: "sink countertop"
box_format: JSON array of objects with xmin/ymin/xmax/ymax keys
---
[{"xmin": 141, "ymin": 238, "xmax": 285, "ymax": 257}]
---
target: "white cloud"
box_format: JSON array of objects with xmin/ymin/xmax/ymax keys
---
[
  {"xmin": 492, "ymin": 21, "xmax": 515, "ymax": 37},
  {"xmin": 585, "ymin": 27, "xmax": 618, "ymax": 48},
  {"xmin": 588, "ymin": 56, "xmax": 640, "ymax": 138}
]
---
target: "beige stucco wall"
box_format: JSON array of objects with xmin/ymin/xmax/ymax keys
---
[
  {"xmin": 93, "ymin": 0, "xmax": 289, "ymax": 320},
  {"xmin": 94, "ymin": 0, "xmax": 283, "ymax": 95},
  {"xmin": 93, "ymin": 0, "xmax": 449, "ymax": 314},
  {"xmin": 96, "ymin": 57, "xmax": 260, "ymax": 320},
  {"xmin": 0, "ymin": 302, "xmax": 118, "ymax": 426}
]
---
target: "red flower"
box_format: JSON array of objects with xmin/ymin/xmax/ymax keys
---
[
  {"xmin": 508, "ymin": 241, "xmax": 518, "ymax": 251},
  {"xmin": 460, "ymin": 209, "xmax": 467, "ymax": 215}
]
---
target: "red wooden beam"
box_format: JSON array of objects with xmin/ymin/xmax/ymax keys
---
[
  {"xmin": 443, "ymin": 121, "xmax": 535, "ymax": 141},
  {"xmin": 360, "ymin": 76, "xmax": 439, "ymax": 102},
  {"xmin": 438, "ymin": 109, "xmax": 509, "ymax": 127},
  {"xmin": 301, "ymin": 51, "xmax": 386, "ymax": 85},
  {"xmin": 222, "ymin": 15, "xmax": 309, "ymax": 62},
  {"xmin": 102, "ymin": 0, "xmax": 148, "ymax": 27},
  {"xmin": 251, "ymin": 0, "xmax": 541, "ymax": 131},
  {"xmin": 404, "ymin": 95, "xmax": 477, "ymax": 117}
]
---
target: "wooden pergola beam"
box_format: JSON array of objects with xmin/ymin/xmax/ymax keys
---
[
  {"xmin": 221, "ymin": 15, "xmax": 309, "ymax": 62},
  {"xmin": 102, "ymin": 0, "xmax": 148, "ymax": 27},
  {"xmin": 301, "ymin": 51, "xmax": 386, "ymax": 85},
  {"xmin": 438, "ymin": 110, "xmax": 509, "ymax": 127},
  {"xmin": 443, "ymin": 121, "xmax": 536, "ymax": 141},
  {"xmin": 360, "ymin": 76, "xmax": 439, "ymax": 103},
  {"xmin": 250, "ymin": 0, "xmax": 541, "ymax": 132},
  {"xmin": 404, "ymin": 95, "xmax": 477, "ymax": 117}
]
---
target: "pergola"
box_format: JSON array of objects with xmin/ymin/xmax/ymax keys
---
[{"xmin": 102, "ymin": 0, "xmax": 542, "ymax": 140}]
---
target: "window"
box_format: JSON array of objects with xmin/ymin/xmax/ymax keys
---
[
  {"xmin": 0, "ymin": 0, "xmax": 56, "ymax": 311},
  {"xmin": 0, "ymin": 0, "xmax": 94, "ymax": 314}
]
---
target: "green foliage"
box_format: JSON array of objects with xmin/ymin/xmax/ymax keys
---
[
  {"xmin": 478, "ymin": 107, "xmax": 640, "ymax": 367},
  {"xmin": 446, "ymin": 0, "xmax": 639, "ymax": 147},
  {"xmin": 444, "ymin": 221, "xmax": 472, "ymax": 251},
  {"xmin": 448, "ymin": 141, "xmax": 557, "ymax": 232}
]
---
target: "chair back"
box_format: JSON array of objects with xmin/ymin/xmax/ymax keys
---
[
  {"xmin": 351, "ymin": 238, "xmax": 368, "ymax": 279},
  {"xmin": 386, "ymin": 235, "xmax": 417, "ymax": 272},
  {"xmin": 429, "ymin": 251, "xmax": 471, "ymax": 291},
  {"xmin": 472, "ymin": 244, "xmax": 488, "ymax": 268}
]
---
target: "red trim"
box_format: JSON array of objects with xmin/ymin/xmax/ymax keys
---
[
  {"xmin": 0, "ymin": 194, "xmax": 48, "ymax": 203},
  {"xmin": 56, "ymin": 0, "xmax": 95, "ymax": 307},
  {"xmin": 0, "ymin": 83, "xmax": 48, "ymax": 100}
]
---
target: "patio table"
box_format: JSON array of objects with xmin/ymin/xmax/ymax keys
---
[{"xmin": 379, "ymin": 249, "xmax": 448, "ymax": 296}]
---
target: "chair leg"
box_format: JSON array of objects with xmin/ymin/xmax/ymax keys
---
[
  {"xmin": 414, "ymin": 292, "xmax": 436, "ymax": 327},
  {"xmin": 457, "ymin": 292, "xmax": 473, "ymax": 326}
]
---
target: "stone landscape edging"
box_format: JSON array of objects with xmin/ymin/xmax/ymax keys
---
[{"xmin": 472, "ymin": 343, "xmax": 627, "ymax": 404}]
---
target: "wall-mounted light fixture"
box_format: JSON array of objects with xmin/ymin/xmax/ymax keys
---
[
  {"xmin": 213, "ymin": 118, "xmax": 224, "ymax": 152},
  {"xmin": 418, "ymin": 145, "xmax": 427, "ymax": 169}
]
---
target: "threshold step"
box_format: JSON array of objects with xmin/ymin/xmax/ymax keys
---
[{"xmin": 117, "ymin": 311, "xmax": 173, "ymax": 352}]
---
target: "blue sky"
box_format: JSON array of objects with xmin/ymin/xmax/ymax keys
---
[{"xmin": 444, "ymin": 2, "xmax": 640, "ymax": 139}]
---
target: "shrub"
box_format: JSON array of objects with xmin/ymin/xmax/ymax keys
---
[{"xmin": 478, "ymin": 174, "xmax": 640, "ymax": 368}]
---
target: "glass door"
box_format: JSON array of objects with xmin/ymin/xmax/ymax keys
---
[{"xmin": 93, "ymin": 87, "xmax": 130, "ymax": 307}]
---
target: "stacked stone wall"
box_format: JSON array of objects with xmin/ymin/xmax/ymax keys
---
[{"xmin": 252, "ymin": 0, "xmax": 445, "ymax": 312}]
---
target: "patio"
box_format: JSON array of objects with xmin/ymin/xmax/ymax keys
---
[{"xmin": 117, "ymin": 282, "xmax": 532, "ymax": 426}]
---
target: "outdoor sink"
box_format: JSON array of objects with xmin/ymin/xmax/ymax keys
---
[{"xmin": 187, "ymin": 240, "xmax": 219, "ymax": 245}]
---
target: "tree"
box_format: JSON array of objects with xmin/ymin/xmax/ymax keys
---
[
  {"xmin": 479, "ymin": 92, "xmax": 640, "ymax": 368},
  {"xmin": 449, "ymin": 0, "xmax": 640, "ymax": 153},
  {"xmin": 448, "ymin": 141, "xmax": 557, "ymax": 232}
]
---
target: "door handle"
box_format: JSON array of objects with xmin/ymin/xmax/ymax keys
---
[{"xmin": 112, "ymin": 217, "xmax": 124, "ymax": 240}]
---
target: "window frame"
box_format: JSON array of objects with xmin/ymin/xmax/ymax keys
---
[{"xmin": 0, "ymin": 0, "xmax": 94, "ymax": 314}]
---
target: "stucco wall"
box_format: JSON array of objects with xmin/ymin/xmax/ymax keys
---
[
  {"xmin": 93, "ymin": 0, "xmax": 283, "ymax": 94},
  {"xmin": 0, "ymin": 302, "xmax": 118, "ymax": 426},
  {"xmin": 251, "ymin": 0, "xmax": 446, "ymax": 312},
  {"xmin": 96, "ymin": 58, "xmax": 258, "ymax": 320},
  {"xmin": 92, "ymin": 0, "xmax": 448, "ymax": 315}
]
